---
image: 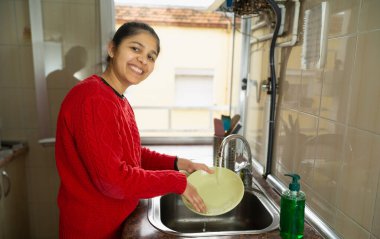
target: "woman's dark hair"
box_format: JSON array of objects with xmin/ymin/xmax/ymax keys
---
[{"xmin": 106, "ymin": 21, "xmax": 160, "ymax": 63}]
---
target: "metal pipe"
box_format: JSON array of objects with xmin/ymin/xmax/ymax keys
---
[{"xmin": 239, "ymin": 19, "xmax": 252, "ymax": 133}]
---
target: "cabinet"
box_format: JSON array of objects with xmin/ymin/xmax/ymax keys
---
[{"xmin": 0, "ymin": 143, "xmax": 29, "ymax": 239}]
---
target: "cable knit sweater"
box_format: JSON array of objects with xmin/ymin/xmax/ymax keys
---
[{"xmin": 55, "ymin": 75, "xmax": 187, "ymax": 239}]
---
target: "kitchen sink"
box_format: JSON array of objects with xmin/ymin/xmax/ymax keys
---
[{"xmin": 148, "ymin": 188, "xmax": 280, "ymax": 237}]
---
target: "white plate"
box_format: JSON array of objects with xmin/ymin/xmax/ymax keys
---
[{"xmin": 182, "ymin": 167, "xmax": 244, "ymax": 216}]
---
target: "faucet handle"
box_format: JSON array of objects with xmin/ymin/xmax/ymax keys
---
[{"xmin": 235, "ymin": 160, "xmax": 252, "ymax": 173}]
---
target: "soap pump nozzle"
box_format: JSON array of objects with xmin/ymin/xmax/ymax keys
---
[{"xmin": 285, "ymin": 173, "xmax": 301, "ymax": 192}]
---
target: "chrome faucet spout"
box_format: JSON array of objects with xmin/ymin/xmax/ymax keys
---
[
  {"xmin": 217, "ymin": 134, "xmax": 252, "ymax": 188},
  {"xmin": 216, "ymin": 134, "xmax": 253, "ymax": 187}
]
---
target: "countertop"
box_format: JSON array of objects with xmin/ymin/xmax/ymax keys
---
[
  {"xmin": 121, "ymin": 145, "xmax": 324, "ymax": 239},
  {"xmin": 0, "ymin": 140, "xmax": 28, "ymax": 168}
]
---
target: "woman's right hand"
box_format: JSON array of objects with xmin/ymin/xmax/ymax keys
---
[{"xmin": 182, "ymin": 183, "xmax": 207, "ymax": 214}]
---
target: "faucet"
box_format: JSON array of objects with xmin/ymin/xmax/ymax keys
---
[{"xmin": 217, "ymin": 134, "xmax": 253, "ymax": 188}]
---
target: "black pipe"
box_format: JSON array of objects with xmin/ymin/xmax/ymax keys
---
[{"xmin": 264, "ymin": 0, "xmax": 281, "ymax": 178}]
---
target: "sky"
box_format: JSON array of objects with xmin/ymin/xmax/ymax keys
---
[{"xmin": 114, "ymin": 0, "xmax": 219, "ymax": 9}]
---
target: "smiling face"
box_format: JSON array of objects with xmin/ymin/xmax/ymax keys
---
[{"xmin": 107, "ymin": 31, "xmax": 159, "ymax": 89}]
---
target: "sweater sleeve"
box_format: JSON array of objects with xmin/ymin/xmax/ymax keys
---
[
  {"xmin": 73, "ymin": 96, "xmax": 187, "ymax": 200},
  {"xmin": 141, "ymin": 147, "xmax": 177, "ymax": 170}
]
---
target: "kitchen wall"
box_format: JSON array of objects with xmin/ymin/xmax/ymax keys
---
[
  {"xmin": 246, "ymin": 0, "xmax": 380, "ymax": 238},
  {"xmin": 0, "ymin": 0, "xmax": 101, "ymax": 238}
]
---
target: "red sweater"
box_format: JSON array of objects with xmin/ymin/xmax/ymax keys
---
[{"xmin": 55, "ymin": 75, "xmax": 187, "ymax": 239}]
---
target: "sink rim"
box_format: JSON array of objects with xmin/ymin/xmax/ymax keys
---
[{"xmin": 147, "ymin": 188, "xmax": 280, "ymax": 237}]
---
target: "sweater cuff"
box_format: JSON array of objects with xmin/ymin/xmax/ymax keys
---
[{"xmin": 174, "ymin": 156, "xmax": 179, "ymax": 171}]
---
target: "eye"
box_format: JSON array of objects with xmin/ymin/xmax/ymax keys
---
[
  {"xmin": 148, "ymin": 54, "xmax": 156, "ymax": 62},
  {"xmin": 131, "ymin": 46, "xmax": 140, "ymax": 52}
]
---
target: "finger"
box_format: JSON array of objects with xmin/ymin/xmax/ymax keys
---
[
  {"xmin": 193, "ymin": 196, "xmax": 207, "ymax": 213},
  {"xmin": 193, "ymin": 201, "xmax": 204, "ymax": 213},
  {"xmin": 185, "ymin": 194, "xmax": 202, "ymax": 213},
  {"xmin": 205, "ymin": 167, "xmax": 215, "ymax": 174},
  {"xmin": 198, "ymin": 201, "xmax": 206, "ymax": 213},
  {"xmin": 199, "ymin": 165, "xmax": 214, "ymax": 174},
  {"xmin": 190, "ymin": 198, "xmax": 202, "ymax": 213}
]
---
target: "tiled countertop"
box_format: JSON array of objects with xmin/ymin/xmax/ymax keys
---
[{"xmin": 121, "ymin": 145, "xmax": 324, "ymax": 239}]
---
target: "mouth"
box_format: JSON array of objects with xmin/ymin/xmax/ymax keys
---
[{"xmin": 129, "ymin": 64, "xmax": 144, "ymax": 75}]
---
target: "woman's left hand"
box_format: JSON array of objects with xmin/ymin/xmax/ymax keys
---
[{"xmin": 177, "ymin": 158, "xmax": 214, "ymax": 174}]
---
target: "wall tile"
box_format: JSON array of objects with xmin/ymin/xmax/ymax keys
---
[
  {"xmin": 273, "ymin": 108, "xmax": 299, "ymax": 173},
  {"xmin": 335, "ymin": 210, "xmax": 370, "ymax": 239},
  {"xmin": 42, "ymin": 1, "xmax": 64, "ymax": 42},
  {"xmin": 0, "ymin": 46, "xmax": 22, "ymax": 88},
  {"xmin": 299, "ymin": 69, "xmax": 323, "ymax": 116},
  {"xmin": 302, "ymin": 0, "xmax": 360, "ymax": 38},
  {"xmin": 307, "ymin": 190, "xmax": 337, "ymax": 228},
  {"xmin": 336, "ymin": 128, "xmax": 380, "ymax": 231},
  {"xmin": 0, "ymin": 46, "xmax": 34, "ymax": 89},
  {"xmin": 18, "ymin": 46, "xmax": 35, "ymax": 88},
  {"xmin": 19, "ymin": 88, "xmax": 38, "ymax": 129},
  {"xmin": 273, "ymin": 110, "xmax": 318, "ymax": 186},
  {"xmin": 320, "ymin": 36, "xmax": 356, "ymax": 123},
  {"xmin": 296, "ymin": 113, "xmax": 318, "ymax": 185},
  {"xmin": 349, "ymin": 31, "xmax": 380, "ymax": 134},
  {"xmin": 312, "ymin": 119, "xmax": 345, "ymax": 207},
  {"xmin": 274, "ymin": 160, "xmax": 290, "ymax": 184},
  {"xmin": 0, "ymin": 1, "xmax": 18, "ymax": 44},
  {"xmin": 63, "ymin": 3, "xmax": 97, "ymax": 47},
  {"xmin": 0, "ymin": 88, "xmax": 23, "ymax": 129},
  {"xmin": 280, "ymin": 46, "xmax": 302, "ymax": 110},
  {"xmin": 0, "ymin": 128, "xmax": 27, "ymax": 143},
  {"xmin": 371, "ymin": 174, "xmax": 380, "ymax": 238},
  {"xmin": 327, "ymin": 0, "xmax": 361, "ymax": 37},
  {"xmin": 14, "ymin": 0, "xmax": 31, "ymax": 45},
  {"xmin": 42, "ymin": 2, "xmax": 98, "ymax": 58},
  {"xmin": 359, "ymin": 0, "xmax": 380, "ymax": 32}
]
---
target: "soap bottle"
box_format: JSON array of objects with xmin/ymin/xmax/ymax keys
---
[{"xmin": 280, "ymin": 173, "xmax": 306, "ymax": 239}]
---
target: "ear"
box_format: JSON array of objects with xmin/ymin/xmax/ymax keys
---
[{"xmin": 107, "ymin": 41, "xmax": 115, "ymax": 59}]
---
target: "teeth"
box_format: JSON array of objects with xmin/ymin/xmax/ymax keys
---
[{"xmin": 130, "ymin": 65, "xmax": 143, "ymax": 74}]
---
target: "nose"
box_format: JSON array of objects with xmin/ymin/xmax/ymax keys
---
[{"xmin": 137, "ymin": 55, "xmax": 147, "ymax": 64}]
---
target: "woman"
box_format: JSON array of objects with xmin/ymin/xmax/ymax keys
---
[{"xmin": 55, "ymin": 22, "xmax": 213, "ymax": 238}]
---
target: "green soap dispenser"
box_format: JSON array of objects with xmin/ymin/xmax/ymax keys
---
[{"xmin": 280, "ymin": 174, "xmax": 306, "ymax": 239}]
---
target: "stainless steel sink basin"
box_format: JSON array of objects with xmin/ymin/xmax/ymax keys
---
[{"xmin": 148, "ymin": 188, "xmax": 280, "ymax": 237}]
